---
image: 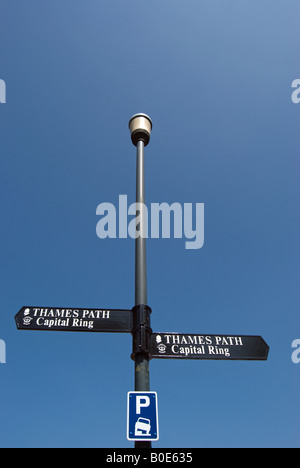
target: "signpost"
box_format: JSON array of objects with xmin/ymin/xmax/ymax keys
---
[
  {"xmin": 15, "ymin": 306, "xmax": 133, "ymax": 333},
  {"xmin": 150, "ymin": 333, "xmax": 269, "ymax": 361},
  {"xmin": 15, "ymin": 114, "xmax": 270, "ymax": 448}
]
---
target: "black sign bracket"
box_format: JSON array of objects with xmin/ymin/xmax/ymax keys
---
[{"xmin": 131, "ymin": 304, "xmax": 152, "ymax": 361}]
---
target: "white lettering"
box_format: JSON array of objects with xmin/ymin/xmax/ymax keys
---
[
  {"xmin": 128, "ymin": 202, "xmax": 148, "ymax": 239},
  {"xmin": 96, "ymin": 197, "xmax": 205, "ymax": 250},
  {"xmin": 215, "ymin": 336, "xmax": 243, "ymax": 346},
  {"xmin": 106, "ymin": 453, "xmax": 140, "ymax": 466},
  {"xmin": 96, "ymin": 203, "xmax": 117, "ymax": 239},
  {"xmin": 136, "ymin": 395, "xmax": 150, "ymax": 414},
  {"xmin": 0, "ymin": 339, "xmax": 6, "ymax": 364},
  {"xmin": 118, "ymin": 195, "xmax": 128, "ymax": 239},
  {"xmin": 151, "ymin": 202, "xmax": 182, "ymax": 239},
  {"xmin": 0, "ymin": 79, "xmax": 6, "ymax": 103},
  {"xmin": 234, "ymin": 336, "xmax": 243, "ymax": 346},
  {"xmin": 102, "ymin": 310, "xmax": 110, "ymax": 319},
  {"xmin": 291, "ymin": 339, "xmax": 300, "ymax": 364},
  {"xmin": 291, "ymin": 79, "xmax": 300, "ymax": 104},
  {"xmin": 72, "ymin": 318, "xmax": 94, "ymax": 329},
  {"xmin": 184, "ymin": 203, "xmax": 204, "ymax": 250}
]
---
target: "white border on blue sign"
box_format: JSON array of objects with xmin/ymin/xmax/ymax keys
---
[{"xmin": 127, "ymin": 391, "xmax": 159, "ymax": 442}]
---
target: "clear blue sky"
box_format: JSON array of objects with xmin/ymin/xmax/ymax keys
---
[{"xmin": 0, "ymin": 0, "xmax": 299, "ymax": 448}]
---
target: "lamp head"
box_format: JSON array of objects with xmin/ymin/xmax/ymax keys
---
[{"xmin": 129, "ymin": 113, "xmax": 153, "ymax": 146}]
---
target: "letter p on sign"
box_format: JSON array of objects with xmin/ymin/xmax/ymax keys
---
[{"xmin": 136, "ymin": 395, "xmax": 150, "ymax": 414}]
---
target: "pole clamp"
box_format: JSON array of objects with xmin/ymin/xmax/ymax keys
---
[{"xmin": 131, "ymin": 305, "xmax": 152, "ymax": 361}]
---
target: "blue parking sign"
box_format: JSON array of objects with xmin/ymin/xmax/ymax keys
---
[{"xmin": 127, "ymin": 392, "xmax": 159, "ymax": 441}]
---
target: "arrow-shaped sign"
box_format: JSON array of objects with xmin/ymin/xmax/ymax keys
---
[
  {"xmin": 15, "ymin": 306, "xmax": 133, "ymax": 333},
  {"xmin": 150, "ymin": 333, "xmax": 269, "ymax": 361}
]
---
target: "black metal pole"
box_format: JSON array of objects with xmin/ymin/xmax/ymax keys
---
[
  {"xmin": 129, "ymin": 114, "xmax": 153, "ymax": 449},
  {"xmin": 135, "ymin": 140, "xmax": 148, "ymax": 308},
  {"xmin": 134, "ymin": 139, "xmax": 151, "ymax": 449}
]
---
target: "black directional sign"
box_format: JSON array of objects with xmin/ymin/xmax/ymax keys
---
[
  {"xmin": 15, "ymin": 306, "xmax": 133, "ymax": 333},
  {"xmin": 150, "ymin": 333, "xmax": 269, "ymax": 361}
]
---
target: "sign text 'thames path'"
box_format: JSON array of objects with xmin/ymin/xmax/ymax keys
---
[
  {"xmin": 15, "ymin": 307, "xmax": 133, "ymax": 333},
  {"xmin": 150, "ymin": 333, "xmax": 269, "ymax": 361}
]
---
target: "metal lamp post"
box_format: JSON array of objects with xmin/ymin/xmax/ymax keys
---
[
  {"xmin": 14, "ymin": 114, "xmax": 270, "ymax": 448},
  {"xmin": 129, "ymin": 113, "xmax": 153, "ymax": 448}
]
